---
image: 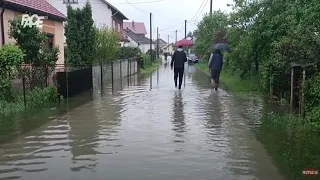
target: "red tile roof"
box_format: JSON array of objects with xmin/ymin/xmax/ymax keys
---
[
  {"xmin": 123, "ymin": 21, "xmax": 147, "ymax": 35},
  {"xmin": 3, "ymin": 0, "xmax": 66, "ymax": 21}
]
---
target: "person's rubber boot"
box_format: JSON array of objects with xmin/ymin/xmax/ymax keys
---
[
  {"xmin": 214, "ymin": 83, "xmax": 218, "ymax": 91},
  {"xmin": 211, "ymin": 79, "xmax": 215, "ymax": 87},
  {"xmin": 178, "ymin": 84, "xmax": 182, "ymax": 90}
]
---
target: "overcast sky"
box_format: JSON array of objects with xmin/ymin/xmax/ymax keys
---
[{"xmin": 108, "ymin": 0, "xmax": 234, "ymax": 42}]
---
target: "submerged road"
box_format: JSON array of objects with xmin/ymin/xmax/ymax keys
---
[{"xmin": 0, "ymin": 62, "xmax": 285, "ymax": 180}]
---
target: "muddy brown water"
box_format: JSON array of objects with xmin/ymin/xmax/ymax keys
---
[{"xmin": 0, "ymin": 63, "xmax": 285, "ymax": 180}]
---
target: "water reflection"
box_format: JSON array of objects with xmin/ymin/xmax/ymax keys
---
[
  {"xmin": 0, "ymin": 65, "xmax": 287, "ymax": 180},
  {"xmin": 206, "ymin": 93, "xmax": 223, "ymax": 128},
  {"xmin": 67, "ymin": 104, "xmax": 99, "ymax": 172},
  {"xmin": 172, "ymin": 91, "xmax": 186, "ymax": 151}
]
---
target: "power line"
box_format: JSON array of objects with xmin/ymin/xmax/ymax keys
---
[
  {"xmin": 114, "ymin": 0, "xmax": 166, "ymax": 4},
  {"xmin": 55, "ymin": 0, "xmax": 165, "ymax": 4},
  {"xmin": 188, "ymin": 0, "xmax": 206, "ymax": 22},
  {"xmin": 123, "ymin": 0, "xmax": 149, "ymax": 13},
  {"xmin": 159, "ymin": 22, "xmax": 184, "ymax": 32},
  {"xmin": 192, "ymin": 0, "xmax": 209, "ymax": 22}
]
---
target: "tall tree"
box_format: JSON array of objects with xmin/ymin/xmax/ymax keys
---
[{"xmin": 65, "ymin": 1, "xmax": 95, "ymax": 66}]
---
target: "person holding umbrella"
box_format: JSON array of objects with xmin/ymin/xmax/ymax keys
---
[
  {"xmin": 171, "ymin": 45, "xmax": 187, "ymax": 89},
  {"xmin": 208, "ymin": 43, "xmax": 228, "ymax": 91}
]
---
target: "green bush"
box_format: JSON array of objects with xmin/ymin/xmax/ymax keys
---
[
  {"xmin": 0, "ymin": 86, "xmax": 58, "ymax": 117},
  {"xmin": 140, "ymin": 54, "xmax": 152, "ymax": 69},
  {"xmin": 0, "ymin": 44, "xmax": 24, "ymax": 101},
  {"xmin": 95, "ymin": 26, "xmax": 120, "ymax": 62},
  {"xmin": 26, "ymin": 86, "xmax": 58, "ymax": 107},
  {"xmin": 116, "ymin": 47, "xmax": 141, "ymax": 59}
]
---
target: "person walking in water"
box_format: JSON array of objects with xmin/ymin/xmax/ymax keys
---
[
  {"xmin": 208, "ymin": 49, "xmax": 224, "ymax": 91},
  {"xmin": 164, "ymin": 52, "xmax": 168, "ymax": 61},
  {"xmin": 171, "ymin": 45, "xmax": 187, "ymax": 89}
]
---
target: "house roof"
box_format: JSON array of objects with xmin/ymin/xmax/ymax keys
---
[
  {"xmin": 2, "ymin": 0, "xmax": 66, "ymax": 21},
  {"xmin": 123, "ymin": 21, "xmax": 147, "ymax": 34},
  {"xmin": 163, "ymin": 43, "xmax": 173, "ymax": 49},
  {"xmin": 101, "ymin": 0, "xmax": 128, "ymax": 20},
  {"xmin": 156, "ymin": 38, "xmax": 167, "ymax": 44},
  {"xmin": 125, "ymin": 29, "xmax": 154, "ymax": 44},
  {"xmin": 156, "ymin": 38, "xmax": 167, "ymax": 48}
]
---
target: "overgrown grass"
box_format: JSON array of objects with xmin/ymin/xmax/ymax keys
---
[
  {"xmin": 196, "ymin": 61, "xmax": 261, "ymax": 95},
  {"xmin": 0, "ymin": 86, "xmax": 58, "ymax": 117},
  {"xmin": 140, "ymin": 59, "xmax": 161, "ymax": 75},
  {"xmin": 197, "ymin": 61, "xmax": 320, "ymax": 179},
  {"xmin": 257, "ymin": 113, "xmax": 320, "ymax": 180}
]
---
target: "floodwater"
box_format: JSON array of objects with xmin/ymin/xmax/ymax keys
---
[{"xmin": 0, "ymin": 62, "xmax": 285, "ymax": 180}]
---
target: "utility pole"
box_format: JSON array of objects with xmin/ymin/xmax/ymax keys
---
[
  {"xmin": 175, "ymin": 30, "xmax": 177, "ymax": 42},
  {"xmin": 185, "ymin": 20, "xmax": 187, "ymax": 39},
  {"xmin": 210, "ymin": 0, "xmax": 213, "ymax": 15},
  {"xmin": 150, "ymin": 13, "xmax": 153, "ymax": 60},
  {"xmin": 167, "ymin": 35, "xmax": 169, "ymax": 52},
  {"xmin": 157, "ymin": 27, "xmax": 159, "ymax": 58}
]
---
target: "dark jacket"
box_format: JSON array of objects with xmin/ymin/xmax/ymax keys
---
[
  {"xmin": 171, "ymin": 48, "xmax": 187, "ymax": 68},
  {"xmin": 208, "ymin": 50, "xmax": 223, "ymax": 71}
]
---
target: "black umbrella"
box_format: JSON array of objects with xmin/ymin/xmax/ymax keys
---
[{"xmin": 212, "ymin": 43, "xmax": 230, "ymax": 52}]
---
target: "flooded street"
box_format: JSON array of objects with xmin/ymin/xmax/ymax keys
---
[{"xmin": 0, "ymin": 63, "xmax": 285, "ymax": 180}]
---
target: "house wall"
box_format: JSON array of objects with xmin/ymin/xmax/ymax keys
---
[
  {"xmin": 140, "ymin": 44, "xmax": 155, "ymax": 54},
  {"xmin": 48, "ymin": 0, "xmax": 112, "ymax": 28},
  {"xmin": 0, "ymin": 8, "xmax": 65, "ymax": 64},
  {"xmin": 126, "ymin": 36, "xmax": 139, "ymax": 47},
  {"xmin": 124, "ymin": 36, "xmax": 154, "ymax": 53}
]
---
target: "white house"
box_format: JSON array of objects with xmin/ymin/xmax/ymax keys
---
[
  {"xmin": 124, "ymin": 29, "xmax": 155, "ymax": 53},
  {"xmin": 162, "ymin": 43, "xmax": 174, "ymax": 54},
  {"xmin": 47, "ymin": 0, "xmax": 129, "ymax": 44}
]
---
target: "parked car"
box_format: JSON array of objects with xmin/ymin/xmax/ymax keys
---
[{"xmin": 187, "ymin": 54, "xmax": 199, "ymax": 64}]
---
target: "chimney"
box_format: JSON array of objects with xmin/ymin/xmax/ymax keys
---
[{"xmin": 132, "ymin": 20, "xmax": 135, "ymax": 29}]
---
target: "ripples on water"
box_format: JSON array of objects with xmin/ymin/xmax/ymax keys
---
[{"xmin": 0, "ymin": 64, "xmax": 284, "ymax": 180}]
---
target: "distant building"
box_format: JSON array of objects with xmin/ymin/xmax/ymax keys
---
[
  {"xmin": 162, "ymin": 43, "xmax": 174, "ymax": 54},
  {"xmin": 156, "ymin": 38, "xmax": 168, "ymax": 50},
  {"xmin": 123, "ymin": 21, "xmax": 147, "ymax": 35},
  {"xmin": 124, "ymin": 29, "xmax": 155, "ymax": 53}
]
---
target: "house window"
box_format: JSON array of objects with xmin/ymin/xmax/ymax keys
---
[
  {"xmin": 117, "ymin": 23, "xmax": 121, "ymax": 32},
  {"xmin": 112, "ymin": 20, "xmax": 116, "ymax": 30},
  {"xmin": 63, "ymin": 0, "xmax": 78, "ymax": 4},
  {"xmin": 45, "ymin": 34, "xmax": 54, "ymax": 49}
]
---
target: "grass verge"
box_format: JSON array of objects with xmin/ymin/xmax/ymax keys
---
[
  {"xmin": 197, "ymin": 61, "xmax": 320, "ymax": 179},
  {"xmin": 0, "ymin": 86, "xmax": 58, "ymax": 117},
  {"xmin": 196, "ymin": 62, "xmax": 261, "ymax": 96},
  {"xmin": 140, "ymin": 59, "xmax": 161, "ymax": 75}
]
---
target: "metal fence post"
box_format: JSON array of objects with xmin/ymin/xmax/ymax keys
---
[
  {"xmin": 270, "ymin": 65, "xmax": 273, "ymax": 99},
  {"xmin": 290, "ymin": 67, "xmax": 294, "ymax": 114},
  {"xmin": 111, "ymin": 61, "xmax": 114, "ymax": 90},
  {"xmin": 129, "ymin": 59, "xmax": 132, "ymax": 75},
  {"xmin": 120, "ymin": 60, "xmax": 123, "ymax": 90},
  {"xmin": 127, "ymin": 59, "xmax": 130, "ymax": 77},
  {"xmin": 100, "ymin": 61, "xmax": 103, "ymax": 95},
  {"xmin": 120, "ymin": 60, "xmax": 122, "ymax": 79},
  {"xmin": 22, "ymin": 76, "xmax": 26, "ymax": 110},
  {"xmin": 100, "ymin": 62, "xmax": 103, "ymax": 86},
  {"xmin": 300, "ymin": 68, "xmax": 306, "ymax": 116},
  {"xmin": 45, "ymin": 65, "xmax": 48, "ymax": 87}
]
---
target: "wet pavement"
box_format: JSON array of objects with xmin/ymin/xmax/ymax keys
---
[{"xmin": 0, "ymin": 62, "xmax": 285, "ymax": 180}]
